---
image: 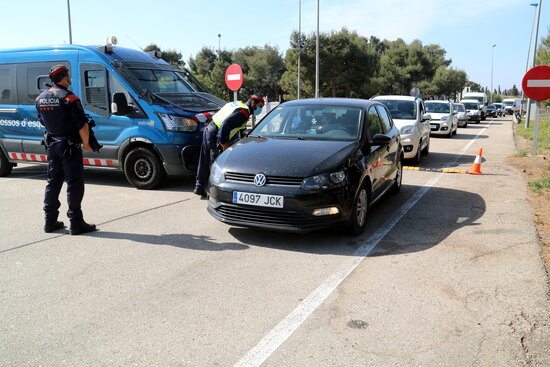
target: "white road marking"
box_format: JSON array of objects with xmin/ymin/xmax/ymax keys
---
[
  {"xmin": 527, "ymin": 79, "xmax": 550, "ymax": 88},
  {"xmin": 234, "ymin": 121, "xmax": 493, "ymax": 367}
]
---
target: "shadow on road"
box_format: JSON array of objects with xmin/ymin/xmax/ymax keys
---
[
  {"xmin": 417, "ymin": 152, "xmax": 485, "ymax": 168},
  {"xmin": 227, "ymin": 185, "xmax": 486, "ymax": 257},
  {"xmin": 91, "ymin": 231, "xmax": 248, "ymax": 251},
  {"xmin": 5, "ymin": 165, "xmax": 195, "ymax": 192}
]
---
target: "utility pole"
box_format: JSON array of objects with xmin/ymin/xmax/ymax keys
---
[
  {"xmin": 218, "ymin": 34, "xmax": 221, "ymax": 60},
  {"xmin": 297, "ymin": 0, "xmax": 301, "ymax": 100},
  {"xmin": 315, "ymin": 0, "xmax": 320, "ymax": 98},
  {"xmin": 526, "ymin": 0, "xmax": 542, "ymax": 128},
  {"xmin": 67, "ymin": 0, "xmax": 73, "ymax": 44},
  {"xmin": 490, "ymin": 44, "xmax": 496, "ymax": 104}
]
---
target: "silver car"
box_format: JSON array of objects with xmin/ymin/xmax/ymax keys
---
[
  {"xmin": 371, "ymin": 95, "xmax": 431, "ymax": 164},
  {"xmin": 453, "ymin": 103, "xmax": 468, "ymax": 127}
]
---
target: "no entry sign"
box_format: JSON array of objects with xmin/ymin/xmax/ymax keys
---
[
  {"xmin": 225, "ymin": 64, "xmax": 243, "ymax": 91},
  {"xmin": 522, "ymin": 65, "xmax": 550, "ymax": 102}
]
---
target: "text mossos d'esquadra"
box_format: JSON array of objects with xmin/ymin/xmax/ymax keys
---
[{"xmin": 0, "ymin": 119, "xmax": 43, "ymax": 129}]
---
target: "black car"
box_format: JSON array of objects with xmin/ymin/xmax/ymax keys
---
[
  {"xmin": 207, "ymin": 98, "xmax": 404, "ymax": 235},
  {"xmin": 486, "ymin": 104, "xmax": 498, "ymax": 118}
]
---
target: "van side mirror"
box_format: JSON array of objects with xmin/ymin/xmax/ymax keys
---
[
  {"xmin": 372, "ymin": 133, "xmax": 391, "ymax": 146},
  {"xmin": 111, "ymin": 93, "xmax": 129, "ymax": 116},
  {"xmin": 421, "ymin": 113, "xmax": 431, "ymax": 121}
]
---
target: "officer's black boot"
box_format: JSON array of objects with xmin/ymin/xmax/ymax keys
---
[
  {"xmin": 70, "ymin": 221, "xmax": 97, "ymax": 235},
  {"xmin": 44, "ymin": 221, "xmax": 65, "ymax": 233},
  {"xmin": 193, "ymin": 186, "xmax": 207, "ymax": 198}
]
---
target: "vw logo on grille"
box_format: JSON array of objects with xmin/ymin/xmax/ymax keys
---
[{"xmin": 254, "ymin": 173, "xmax": 267, "ymax": 186}]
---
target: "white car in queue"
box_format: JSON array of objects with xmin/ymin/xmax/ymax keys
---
[
  {"xmin": 371, "ymin": 95, "xmax": 431, "ymax": 164},
  {"xmin": 425, "ymin": 100, "xmax": 458, "ymax": 138}
]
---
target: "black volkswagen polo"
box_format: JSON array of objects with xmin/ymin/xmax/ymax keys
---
[{"xmin": 207, "ymin": 98, "xmax": 403, "ymax": 235}]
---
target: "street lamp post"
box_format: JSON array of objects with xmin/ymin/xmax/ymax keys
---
[
  {"xmin": 490, "ymin": 44, "xmax": 496, "ymax": 104},
  {"xmin": 315, "ymin": 0, "xmax": 319, "ymax": 98},
  {"xmin": 218, "ymin": 34, "xmax": 221, "ymax": 60},
  {"xmin": 525, "ymin": 1, "xmax": 542, "ymax": 128},
  {"xmin": 297, "ymin": 0, "xmax": 301, "ymax": 100},
  {"xmin": 67, "ymin": 0, "xmax": 73, "ymax": 44}
]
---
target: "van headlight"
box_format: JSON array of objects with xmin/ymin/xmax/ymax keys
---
[
  {"xmin": 400, "ymin": 125, "xmax": 415, "ymax": 135},
  {"xmin": 210, "ymin": 162, "xmax": 224, "ymax": 185},
  {"xmin": 301, "ymin": 170, "xmax": 346, "ymax": 190},
  {"xmin": 158, "ymin": 113, "xmax": 198, "ymax": 132}
]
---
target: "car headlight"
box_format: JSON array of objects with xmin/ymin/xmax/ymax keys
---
[
  {"xmin": 400, "ymin": 125, "xmax": 416, "ymax": 135},
  {"xmin": 158, "ymin": 113, "xmax": 198, "ymax": 132},
  {"xmin": 210, "ymin": 161, "xmax": 224, "ymax": 185},
  {"xmin": 301, "ymin": 170, "xmax": 346, "ymax": 190}
]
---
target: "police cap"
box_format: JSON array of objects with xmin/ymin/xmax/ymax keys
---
[{"xmin": 49, "ymin": 65, "xmax": 69, "ymax": 80}]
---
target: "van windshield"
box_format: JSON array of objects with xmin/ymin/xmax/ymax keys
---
[
  {"xmin": 130, "ymin": 69, "xmax": 196, "ymax": 94},
  {"xmin": 502, "ymin": 101, "xmax": 513, "ymax": 106},
  {"xmin": 463, "ymin": 103, "xmax": 478, "ymax": 110},
  {"xmin": 464, "ymin": 96, "xmax": 484, "ymax": 104}
]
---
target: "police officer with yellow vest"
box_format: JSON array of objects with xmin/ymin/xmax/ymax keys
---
[{"xmin": 193, "ymin": 95, "xmax": 264, "ymax": 197}]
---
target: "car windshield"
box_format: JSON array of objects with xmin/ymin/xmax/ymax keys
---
[
  {"xmin": 425, "ymin": 102, "xmax": 450, "ymax": 113},
  {"xmin": 375, "ymin": 100, "xmax": 416, "ymax": 119},
  {"xmin": 251, "ymin": 104, "xmax": 363, "ymax": 141},
  {"xmin": 454, "ymin": 104, "xmax": 465, "ymax": 112},
  {"xmin": 464, "ymin": 103, "xmax": 478, "ymax": 110},
  {"xmin": 487, "ymin": 105, "xmax": 496, "ymax": 110}
]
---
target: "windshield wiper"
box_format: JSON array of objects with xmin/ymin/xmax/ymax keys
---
[{"xmin": 273, "ymin": 136, "xmax": 309, "ymax": 140}]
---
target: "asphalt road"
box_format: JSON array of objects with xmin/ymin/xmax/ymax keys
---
[{"xmin": 1, "ymin": 115, "xmax": 548, "ymax": 367}]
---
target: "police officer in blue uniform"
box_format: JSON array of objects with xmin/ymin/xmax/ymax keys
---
[
  {"xmin": 193, "ymin": 95, "xmax": 264, "ymax": 198},
  {"xmin": 36, "ymin": 65, "xmax": 96, "ymax": 235}
]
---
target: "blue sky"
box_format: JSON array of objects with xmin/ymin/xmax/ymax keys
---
[{"xmin": 1, "ymin": 0, "xmax": 548, "ymax": 93}]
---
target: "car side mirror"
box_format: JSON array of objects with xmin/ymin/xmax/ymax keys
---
[
  {"xmin": 111, "ymin": 93, "xmax": 129, "ymax": 116},
  {"xmin": 421, "ymin": 113, "xmax": 431, "ymax": 121},
  {"xmin": 372, "ymin": 133, "xmax": 391, "ymax": 146}
]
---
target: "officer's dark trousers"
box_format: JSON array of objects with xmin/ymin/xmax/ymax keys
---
[
  {"xmin": 195, "ymin": 126, "xmax": 219, "ymax": 190},
  {"xmin": 44, "ymin": 138, "xmax": 84, "ymax": 225}
]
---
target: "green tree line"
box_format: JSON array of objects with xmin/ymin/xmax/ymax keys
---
[{"xmin": 147, "ymin": 28, "xmax": 504, "ymax": 102}]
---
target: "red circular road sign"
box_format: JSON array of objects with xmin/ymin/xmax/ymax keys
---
[
  {"xmin": 225, "ymin": 64, "xmax": 243, "ymax": 91},
  {"xmin": 522, "ymin": 65, "xmax": 550, "ymax": 102}
]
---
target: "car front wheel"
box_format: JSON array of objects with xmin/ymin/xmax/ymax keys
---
[
  {"xmin": 347, "ymin": 182, "xmax": 370, "ymax": 235},
  {"xmin": 391, "ymin": 158, "xmax": 403, "ymax": 194}
]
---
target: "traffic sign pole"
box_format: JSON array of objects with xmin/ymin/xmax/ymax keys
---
[{"xmin": 532, "ymin": 101, "xmax": 540, "ymax": 155}]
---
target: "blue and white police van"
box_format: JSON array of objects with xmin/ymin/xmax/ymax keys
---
[{"xmin": 0, "ymin": 42, "xmax": 225, "ymax": 189}]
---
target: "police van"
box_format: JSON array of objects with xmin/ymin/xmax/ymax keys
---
[{"xmin": 0, "ymin": 43, "xmax": 225, "ymax": 189}]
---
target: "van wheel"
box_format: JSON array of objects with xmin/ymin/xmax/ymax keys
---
[
  {"xmin": 124, "ymin": 147, "xmax": 166, "ymax": 189},
  {"xmin": 0, "ymin": 150, "xmax": 13, "ymax": 177},
  {"xmin": 347, "ymin": 182, "xmax": 370, "ymax": 235}
]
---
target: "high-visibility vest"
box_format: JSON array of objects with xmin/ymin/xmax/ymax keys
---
[{"xmin": 212, "ymin": 101, "xmax": 251, "ymax": 140}]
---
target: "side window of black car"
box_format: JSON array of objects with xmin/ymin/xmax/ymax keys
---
[
  {"xmin": 375, "ymin": 105, "xmax": 392, "ymax": 133},
  {"xmin": 367, "ymin": 107, "xmax": 383, "ymax": 142}
]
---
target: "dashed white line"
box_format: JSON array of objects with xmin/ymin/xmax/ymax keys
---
[{"xmin": 234, "ymin": 121, "xmax": 493, "ymax": 367}]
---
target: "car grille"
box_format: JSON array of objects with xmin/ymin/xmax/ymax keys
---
[
  {"xmin": 225, "ymin": 172, "xmax": 304, "ymax": 187},
  {"xmin": 214, "ymin": 204, "xmax": 334, "ymax": 227},
  {"xmin": 430, "ymin": 123, "xmax": 440, "ymax": 131}
]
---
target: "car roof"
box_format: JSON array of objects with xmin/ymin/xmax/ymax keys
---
[
  {"xmin": 425, "ymin": 100, "xmax": 451, "ymax": 103},
  {"xmin": 282, "ymin": 98, "xmax": 379, "ymax": 108},
  {"xmin": 371, "ymin": 95, "xmax": 417, "ymax": 101}
]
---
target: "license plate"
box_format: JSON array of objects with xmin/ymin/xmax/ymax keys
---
[
  {"xmin": 232, "ymin": 191, "xmax": 284, "ymax": 208},
  {"xmin": 430, "ymin": 124, "xmax": 438, "ymax": 131}
]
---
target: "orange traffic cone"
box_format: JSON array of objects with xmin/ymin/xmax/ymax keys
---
[{"xmin": 468, "ymin": 148, "xmax": 483, "ymax": 175}]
